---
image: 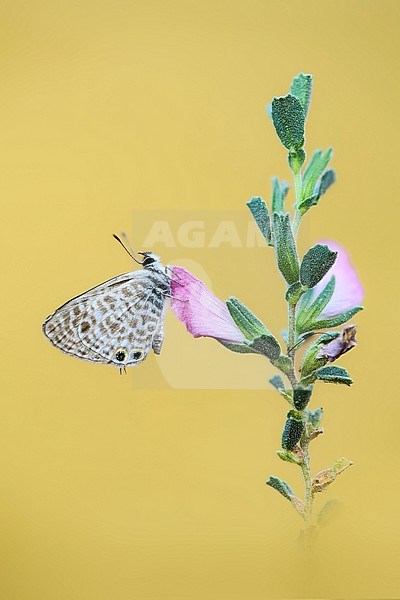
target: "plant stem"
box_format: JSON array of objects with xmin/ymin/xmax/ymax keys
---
[
  {"xmin": 287, "ymin": 300, "xmax": 315, "ymax": 532},
  {"xmin": 288, "ymin": 163, "xmax": 315, "ymax": 537},
  {"xmin": 299, "ymin": 431, "xmax": 315, "ymax": 549},
  {"xmin": 292, "ymin": 211, "xmax": 301, "ymax": 236},
  {"xmin": 284, "ymin": 299, "xmax": 298, "ymax": 388},
  {"xmin": 287, "ymin": 302, "xmax": 297, "ymax": 372},
  {"xmin": 292, "ymin": 168, "xmax": 303, "ymax": 236},
  {"xmin": 300, "ymin": 438, "xmax": 313, "ymax": 525}
]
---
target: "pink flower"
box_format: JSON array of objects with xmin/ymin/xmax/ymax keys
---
[
  {"xmin": 170, "ymin": 267, "xmax": 246, "ymax": 344},
  {"xmin": 312, "ymin": 240, "xmax": 363, "ymax": 317}
]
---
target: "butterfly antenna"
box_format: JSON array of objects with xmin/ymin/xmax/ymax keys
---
[
  {"xmin": 113, "ymin": 233, "xmax": 143, "ymax": 264},
  {"xmin": 120, "ymin": 231, "xmax": 136, "ymax": 255}
]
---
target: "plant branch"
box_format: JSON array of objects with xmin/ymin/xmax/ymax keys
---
[
  {"xmin": 292, "ymin": 168, "xmax": 303, "ymax": 236},
  {"xmin": 288, "ymin": 156, "xmax": 316, "ymax": 535},
  {"xmin": 287, "ymin": 302, "xmax": 297, "ymax": 368}
]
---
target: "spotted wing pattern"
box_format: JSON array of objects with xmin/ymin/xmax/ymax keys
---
[{"xmin": 42, "ymin": 268, "xmax": 171, "ymax": 367}]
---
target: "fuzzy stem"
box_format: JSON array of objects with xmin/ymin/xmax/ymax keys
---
[
  {"xmin": 287, "ymin": 302, "xmax": 297, "ymax": 365},
  {"xmin": 299, "ymin": 429, "xmax": 315, "ymax": 548},
  {"xmin": 292, "ymin": 169, "xmax": 303, "ymax": 235},
  {"xmin": 288, "ymin": 161, "xmax": 316, "ymax": 538},
  {"xmin": 292, "ymin": 211, "xmax": 301, "ymax": 236},
  {"xmin": 300, "ymin": 439, "xmax": 313, "ymax": 525},
  {"xmin": 286, "ymin": 301, "xmax": 315, "ymax": 535}
]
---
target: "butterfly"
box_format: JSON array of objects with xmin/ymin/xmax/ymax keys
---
[{"xmin": 42, "ymin": 236, "xmax": 172, "ymax": 371}]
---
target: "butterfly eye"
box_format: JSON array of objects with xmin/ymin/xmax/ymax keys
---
[
  {"xmin": 132, "ymin": 350, "xmax": 143, "ymax": 361},
  {"xmin": 142, "ymin": 255, "xmax": 156, "ymax": 267},
  {"xmin": 115, "ymin": 349, "xmax": 127, "ymax": 362}
]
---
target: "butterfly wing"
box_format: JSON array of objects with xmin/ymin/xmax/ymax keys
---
[{"xmin": 43, "ymin": 270, "xmax": 171, "ymax": 367}]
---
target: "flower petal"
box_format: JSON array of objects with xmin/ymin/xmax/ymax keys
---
[
  {"xmin": 312, "ymin": 240, "xmax": 363, "ymax": 317},
  {"xmin": 170, "ymin": 267, "xmax": 247, "ymax": 344}
]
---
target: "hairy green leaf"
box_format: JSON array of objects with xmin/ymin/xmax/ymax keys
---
[
  {"xmin": 272, "ymin": 354, "xmax": 293, "ymax": 375},
  {"xmin": 271, "ymin": 95, "xmax": 305, "ymax": 150},
  {"xmin": 273, "ymin": 212, "xmax": 300, "ymax": 284},
  {"xmin": 300, "ymin": 332, "xmax": 339, "ymax": 378},
  {"xmin": 298, "ymin": 287, "xmax": 314, "ymax": 311},
  {"xmin": 218, "ymin": 341, "xmax": 256, "ymax": 354},
  {"xmin": 312, "ymin": 306, "xmax": 363, "ymax": 331},
  {"xmin": 296, "ymin": 276, "xmax": 336, "ymax": 333},
  {"xmin": 250, "ymin": 334, "xmax": 281, "ymax": 361},
  {"xmin": 271, "ymin": 177, "xmax": 290, "ymax": 214},
  {"xmin": 226, "ymin": 297, "xmax": 271, "ymax": 341},
  {"xmin": 297, "ymin": 194, "xmax": 318, "ymax": 217},
  {"xmin": 288, "ymin": 147, "xmax": 306, "ymax": 174},
  {"xmin": 285, "ymin": 281, "xmax": 306, "ymax": 304},
  {"xmin": 266, "ymin": 475, "xmax": 294, "ymax": 501},
  {"xmin": 269, "ymin": 376, "xmax": 293, "ymax": 404},
  {"xmin": 300, "ymin": 244, "xmax": 337, "ymax": 288},
  {"xmin": 290, "ymin": 73, "xmax": 313, "ymax": 116},
  {"xmin": 247, "ymin": 196, "xmax": 272, "ymax": 246},
  {"xmin": 277, "ymin": 449, "xmax": 300, "ymax": 464},
  {"xmin": 269, "ymin": 374, "xmax": 285, "ymax": 391},
  {"xmin": 302, "ymin": 148, "xmax": 332, "ymax": 200},
  {"xmin": 282, "ymin": 410, "xmax": 304, "ymax": 450},
  {"xmin": 307, "ymin": 407, "xmax": 324, "ymax": 428},
  {"xmin": 293, "ymin": 386, "xmax": 313, "ymax": 410},
  {"xmin": 297, "ymin": 169, "xmax": 336, "ymax": 217},
  {"xmin": 314, "ymin": 365, "xmax": 353, "ymax": 385},
  {"xmin": 317, "ymin": 169, "xmax": 336, "ymax": 198}
]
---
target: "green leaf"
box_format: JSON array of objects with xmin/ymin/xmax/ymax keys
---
[
  {"xmin": 297, "ymin": 195, "xmax": 318, "ymax": 216},
  {"xmin": 282, "ymin": 410, "xmax": 304, "ymax": 450},
  {"xmin": 302, "ymin": 148, "xmax": 332, "ymax": 200},
  {"xmin": 297, "ymin": 169, "xmax": 336, "ymax": 217},
  {"xmin": 285, "ymin": 281, "xmax": 306, "ymax": 305},
  {"xmin": 317, "ymin": 169, "xmax": 336, "ymax": 198},
  {"xmin": 271, "ymin": 177, "xmax": 290, "ymax": 214},
  {"xmin": 298, "ymin": 287, "xmax": 314, "ymax": 311},
  {"xmin": 269, "ymin": 374, "xmax": 285, "ymax": 391},
  {"xmin": 250, "ymin": 334, "xmax": 281, "ymax": 361},
  {"xmin": 307, "ymin": 407, "xmax": 324, "ymax": 428},
  {"xmin": 311, "ymin": 306, "xmax": 363, "ymax": 331},
  {"xmin": 269, "ymin": 375, "xmax": 293, "ymax": 404},
  {"xmin": 226, "ymin": 296, "xmax": 271, "ymax": 341},
  {"xmin": 293, "ymin": 386, "xmax": 313, "ymax": 410},
  {"xmin": 266, "ymin": 475, "xmax": 294, "ymax": 501},
  {"xmin": 288, "ymin": 147, "xmax": 306, "ymax": 175},
  {"xmin": 296, "ymin": 276, "xmax": 336, "ymax": 333},
  {"xmin": 273, "ymin": 213, "xmax": 300, "ymax": 284},
  {"xmin": 271, "ymin": 94, "xmax": 305, "ymax": 150},
  {"xmin": 290, "ymin": 73, "xmax": 313, "ymax": 117},
  {"xmin": 272, "ymin": 354, "xmax": 293, "ymax": 375},
  {"xmin": 247, "ymin": 196, "xmax": 272, "ymax": 246},
  {"xmin": 225, "ymin": 298, "xmax": 283, "ymax": 361},
  {"xmin": 218, "ymin": 341, "xmax": 256, "ymax": 354},
  {"xmin": 300, "ymin": 331, "xmax": 339, "ymax": 378},
  {"xmin": 300, "ymin": 244, "xmax": 337, "ymax": 288},
  {"xmin": 314, "ymin": 365, "xmax": 353, "ymax": 385},
  {"xmin": 276, "ymin": 450, "xmax": 300, "ymax": 464}
]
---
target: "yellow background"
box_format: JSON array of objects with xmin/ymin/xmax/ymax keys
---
[{"xmin": 1, "ymin": 0, "xmax": 399, "ymax": 597}]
